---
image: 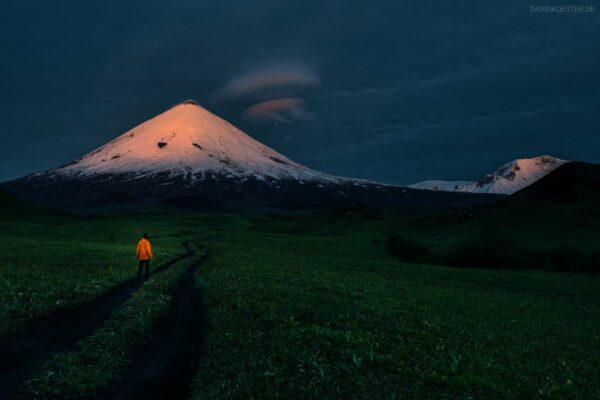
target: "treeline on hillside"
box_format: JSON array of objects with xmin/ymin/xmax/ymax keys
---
[{"xmin": 385, "ymin": 234, "xmax": 600, "ymax": 273}]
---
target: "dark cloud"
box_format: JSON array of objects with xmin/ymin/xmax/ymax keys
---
[{"xmin": 0, "ymin": 0, "xmax": 599, "ymax": 184}]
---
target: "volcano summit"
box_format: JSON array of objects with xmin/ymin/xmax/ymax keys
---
[
  {"xmin": 1, "ymin": 101, "xmax": 499, "ymax": 210},
  {"xmin": 53, "ymin": 101, "xmax": 338, "ymax": 182}
]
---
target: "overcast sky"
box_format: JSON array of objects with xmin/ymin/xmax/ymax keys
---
[{"xmin": 1, "ymin": 0, "xmax": 599, "ymax": 184}]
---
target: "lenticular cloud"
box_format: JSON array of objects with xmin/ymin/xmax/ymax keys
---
[
  {"xmin": 213, "ymin": 64, "xmax": 319, "ymax": 123},
  {"xmin": 242, "ymin": 98, "xmax": 315, "ymax": 123},
  {"xmin": 213, "ymin": 64, "xmax": 319, "ymax": 103}
]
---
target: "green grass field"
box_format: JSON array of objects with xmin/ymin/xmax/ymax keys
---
[
  {"xmin": 192, "ymin": 220, "xmax": 600, "ymax": 399},
  {"xmin": 0, "ymin": 215, "xmax": 188, "ymax": 338},
  {"xmin": 23, "ymin": 255, "xmax": 202, "ymax": 399},
  {"xmin": 1, "ymin": 200, "xmax": 599, "ymax": 399}
]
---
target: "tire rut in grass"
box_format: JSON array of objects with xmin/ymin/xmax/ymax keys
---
[
  {"xmin": 0, "ymin": 244, "xmax": 193, "ymax": 399},
  {"xmin": 105, "ymin": 255, "xmax": 207, "ymax": 400}
]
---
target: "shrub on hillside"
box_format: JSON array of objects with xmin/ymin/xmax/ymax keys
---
[
  {"xmin": 445, "ymin": 238, "xmax": 599, "ymax": 273},
  {"xmin": 445, "ymin": 238, "xmax": 516, "ymax": 270},
  {"xmin": 385, "ymin": 234, "xmax": 430, "ymax": 263},
  {"xmin": 386, "ymin": 232, "xmax": 599, "ymax": 273}
]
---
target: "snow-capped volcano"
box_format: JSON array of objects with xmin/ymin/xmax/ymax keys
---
[
  {"xmin": 53, "ymin": 101, "xmax": 338, "ymax": 182},
  {"xmin": 1, "ymin": 101, "xmax": 502, "ymax": 210},
  {"xmin": 410, "ymin": 156, "xmax": 568, "ymax": 195}
]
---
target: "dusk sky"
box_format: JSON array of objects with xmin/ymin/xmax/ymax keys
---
[{"xmin": 1, "ymin": 1, "xmax": 599, "ymax": 184}]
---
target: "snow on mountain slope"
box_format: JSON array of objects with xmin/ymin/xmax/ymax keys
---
[
  {"xmin": 409, "ymin": 180, "xmax": 471, "ymax": 192},
  {"xmin": 409, "ymin": 156, "xmax": 568, "ymax": 195},
  {"xmin": 3, "ymin": 101, "xmax": 506, "ymax": 210},
  {"xmin": 48, "ymin": 100, "xmax": 347, "ymax": 183}
]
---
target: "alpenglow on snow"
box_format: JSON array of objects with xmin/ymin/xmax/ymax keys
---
[
  {"xmin": 1, "ymin": 101, "xmax": 501, "ymax": 210},
  {"xmin": 52, "ymin": 101, "xmax": 346, "ymax": 183},
  {"xmin": 409, "ymin": 156, "xmax": 567, "ymax": 195}
]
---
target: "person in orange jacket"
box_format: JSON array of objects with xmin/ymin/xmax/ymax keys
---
[{"xmin": 136, "ymin": 233, "xmax": 153, "ymax": 281}]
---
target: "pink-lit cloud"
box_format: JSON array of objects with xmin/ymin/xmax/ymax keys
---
[
  {"xmin": 242, "ymin": 98, "xmax": 316, "ymax": 124},
  {"xmin": 212, "ymin": 64, "xmax": 320, "ymax": 103},
  {"xmin": 214, "ymin": 64, "xmax": 320, "ymax": 124}
]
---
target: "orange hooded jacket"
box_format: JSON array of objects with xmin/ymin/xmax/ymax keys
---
[{"xmin": 136, "ymin": 238, "xmax": 153, "ymax": 261}]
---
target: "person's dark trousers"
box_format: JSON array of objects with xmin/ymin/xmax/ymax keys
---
[{"xmin": 137, "ymin": 260, "xmax": 150, "ymax": 281}]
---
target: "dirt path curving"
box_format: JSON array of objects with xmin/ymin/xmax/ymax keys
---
[
  {"xmin": 105, "ymin": 255, "xmax": 207, "ymax": 400},
  {"xmin": 0, "ymin": 245, "xmax": 193, "ymax": 400}
]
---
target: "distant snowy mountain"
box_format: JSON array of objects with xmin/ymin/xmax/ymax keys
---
[
  {"xmin": 409, "ymin": 156, "xmax": 568, "ymax": 195},
  {"xmin": 1, "ymin": 101, "xmax": 501, "ymax": 210}
]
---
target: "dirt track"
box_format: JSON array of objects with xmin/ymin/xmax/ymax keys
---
[
  {"xmin": 105, "ymin": 255, "xmax": 207, "ymax": 400},
  {"xmin": 0, "ymin": 246, "xmax": 193, "ymax": 400}
]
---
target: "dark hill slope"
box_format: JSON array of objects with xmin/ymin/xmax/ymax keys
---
[
  {"xmin": 0, "ymin": 191, "xmax": 70, "ymax": 222},
  {"xmin": 513, "ymin": 161, "xmax": 600, "ymax": 204},
  {"xmin": 253, "ymin": 163, "xmax": 600, "ymax": 272}
]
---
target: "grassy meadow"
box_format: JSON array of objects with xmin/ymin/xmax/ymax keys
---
[
  {"xmin": 192, "ymin": 215, "xmax": 600, "ymax": 399},
  {"xmin": 0, "ymin": 214, "xmax": 188, "ymax": 338},
  {"xmin": 0, "ymin": 195, "xmax": 599, "ymax": 399}
]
